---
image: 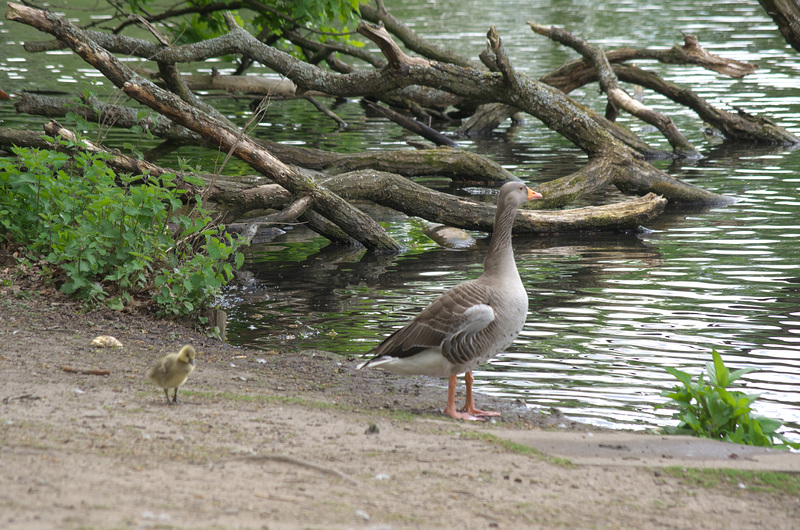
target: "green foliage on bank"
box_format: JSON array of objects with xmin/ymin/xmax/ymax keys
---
[
  {"xmin": 0, "ymin": 138, "xmax": 243, "ymax": 319},
  {"xmin": 659, "ymin": 350, "xmax": 798, "ymax": 450}
]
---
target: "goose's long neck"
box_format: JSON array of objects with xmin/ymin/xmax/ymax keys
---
[{"xmin": 483, "ymin": 198, "xmax": 520, "ymax": 279}]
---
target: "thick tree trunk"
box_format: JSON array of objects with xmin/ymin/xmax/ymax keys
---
[{"xmin": 759, "ymin": 0, "xmax": 800, "ymax": 54}]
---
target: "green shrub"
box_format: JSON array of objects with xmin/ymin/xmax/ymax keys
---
[
  {"xmin": 659, "ymin": 350, "xmax": 798, "ymax": 449},
  {"xmin": 0, "ymin": 142, "xmax": 243, "ymax": 318}
]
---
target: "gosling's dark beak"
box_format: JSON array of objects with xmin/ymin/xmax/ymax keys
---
[{"xmin": 189, "ymin": 359, "xmax": 195, "ymax": 366}]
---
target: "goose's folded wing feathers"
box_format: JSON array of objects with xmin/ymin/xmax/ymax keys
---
[{"xmin": 370, "ymin": 281, "xmax": 496, "ymax": 360}]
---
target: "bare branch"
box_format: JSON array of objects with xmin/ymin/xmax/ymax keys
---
[
  {"xmin": 358, "ymin": 2, "xmax": 484, "ymax": 69},
  {"xmin": 529, "ymin": 22, "xmax": 699, "ymax": 158},
  {"xmin": 356, "ymin": 22, "xmax": 432, "ymax": 68}
]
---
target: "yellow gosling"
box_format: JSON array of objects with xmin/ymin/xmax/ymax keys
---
[{"xmin": 147, "ymin": 345, "xmax": 196, "ymax": 404}]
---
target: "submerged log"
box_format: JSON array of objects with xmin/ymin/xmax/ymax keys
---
[
  {"xmin": 215, "ymin": 171, "xmax": 667, "ymax": 235},
  {"xmin": 323, "ymin": 170, "xmax": 668, "ymax": 233}
]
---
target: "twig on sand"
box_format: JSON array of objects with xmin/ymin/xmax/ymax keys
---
[
  {"xmin": 2, "ymin": 393, "xmax": 43, "ymax": 403},
  {"xmin": 61, "ymin": 366, "xmax": 111, "ymax": 376},
  {"xmin": 224, "ymin": 454, "xmax": 360, "ymax": 486}
]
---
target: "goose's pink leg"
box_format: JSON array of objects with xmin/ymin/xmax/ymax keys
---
[
  {"xmin": 460, "ymin": 371, "xmax": 500, "ymax": 417},
  {"xmin": 444, "ymin": 374, "xmax": 481, "ymax": 420}
]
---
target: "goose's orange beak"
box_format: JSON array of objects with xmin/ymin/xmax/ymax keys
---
[{"xmin": 527, "ymin": 187, "xmax": 543, "ymax": 200}]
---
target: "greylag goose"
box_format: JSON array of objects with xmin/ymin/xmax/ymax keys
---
[
  {"xmin": 147, "ymin": 345, "xmax": 196, "ymax": 404},
  {"xmin": 358, "ymin": 182, "xmax": 542, "ymax": 420}
]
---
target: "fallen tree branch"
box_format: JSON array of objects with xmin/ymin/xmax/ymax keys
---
[
  {"xmin": 258, "ymin": 194, "xmax": 312, "ymax": 223},
  {"xmin": 356, "ymin": 21, "xmax": 431, "ymax": 68},
  {"xmin": 536, "ymin": 36, "xmax": 797, "ymax": 145},
  {"xmin": 13, "ymin": 93, "xmax": 517, "ymax": 184},
  {"xmin": 455, "ymin": 103, "xmax": 520, "ymax": 137},
  {"xmin": 541, "ymin": 33, "xmax": 759, "ymax": 90},
  {"xmin": 530, "ymin": 22, "xmax": 699, "ymax": 158},
  {"xmin": 6, "ymin": 3, "xmax": 402, "ymax": 252},
  {"xmin": 303, "ymin": 95, "xmax": 347, "ymax": 130},
  {"xmin": 323, "ymin": 170, "xmax": 668, "ymax": 233},
  {"xmin": 358, "ymin": 1, "xmax": 483, "ymax": 70},
  {"xmin": 147, "ymin": 69, "xmax": 304, "ymax": 97},
  {"xmin": 362, "ymin": 99, "xmax": 457, "ymax": 147},
  {"xmin": 612, "ymin": 65, "xmax": 800, "ymax": 145},
  {"xmin": 41, "ymin": 121, "xmax": 206, "ymax": 195},
  {"xmin": 210, "ymin": 170, "xmax": 668, "ymax": 234}
]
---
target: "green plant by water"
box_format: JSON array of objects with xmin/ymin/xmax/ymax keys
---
[
  {"xmin": 659, "ymin": 350, "xmax": 798, "ymax": 449},
  {"xmin": 0, "ymin": 137, "xmax": 243, "ymax": 319}
]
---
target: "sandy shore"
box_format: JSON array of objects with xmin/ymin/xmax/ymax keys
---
[{"xmin": 1, "ymin": 284, "xmax": 799, "ymax": 529}]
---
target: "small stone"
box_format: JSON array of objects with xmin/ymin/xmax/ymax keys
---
[{"xmin": 90, "ymin": 335, "xmax": 123, "ymax": 348}]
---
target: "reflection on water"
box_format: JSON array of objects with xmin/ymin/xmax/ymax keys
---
[{"xmin": 2, "ymin": 0, "xmax": 800, "ymax": 442}]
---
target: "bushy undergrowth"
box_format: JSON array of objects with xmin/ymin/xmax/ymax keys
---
[
  {"xmin": 0, "ymin": 141, "xmax": 243, "ymax": 319},
  {"xmin": 659, "ymin": 350, "xmax": 798, "ymax": 450}
]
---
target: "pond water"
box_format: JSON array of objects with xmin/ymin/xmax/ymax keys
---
[{"xmin": 2, "ymin": 0, "xmax": 800, "ymax": 442}]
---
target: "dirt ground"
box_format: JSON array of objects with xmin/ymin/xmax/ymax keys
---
[{"xmin": 1, "ymin": 278, "xmax": 799, "ymax": 529}]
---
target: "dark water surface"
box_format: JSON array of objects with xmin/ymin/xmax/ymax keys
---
[{"xmin": 2, "ymin": 0, "xmax": 799, "ymax": 441}]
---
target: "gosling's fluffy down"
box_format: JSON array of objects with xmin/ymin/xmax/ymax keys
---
[{"xmin": 147, "ymin": 345, "xmax": 196, "ymax": 404}]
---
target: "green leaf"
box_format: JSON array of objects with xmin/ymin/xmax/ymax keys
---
[
  {"xmin": 709, "ymin": 350, "xmax": 730, "ymax": 387},
  {"xmin": 107, "ymin": 297, "xmax": 124, "ymax": 311},
  {"xmin": 665, "ymin": 366, "xmax": 692, "ymax": 388},
  {"xmin": 728, "ymin": 367, "xmax": 756, "ymax": 383}
]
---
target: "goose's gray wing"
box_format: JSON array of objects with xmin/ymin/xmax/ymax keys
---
[{"xmin": 366, "ymin": 281, "xmax": 496, "ymax": 365}]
